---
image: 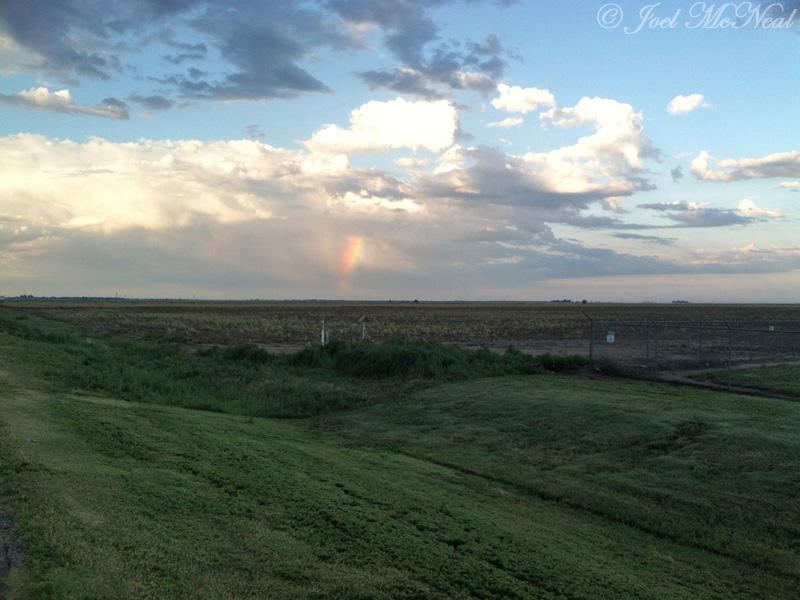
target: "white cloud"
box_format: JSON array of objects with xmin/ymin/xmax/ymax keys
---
[
  {"xmin": 737, "ymin": 198, "xmax": 784, "ymax": 218},
  {"xmin": 491, "ymin": 83, "xmax": 555, "ymax": 114},
  {"xmin": 667, "ymin": 93, "xmax": 710, "ymax": 115},
  {"xmin": 527, "ymin": 97, "xmax": 653, "ymax": 193},
  {"xmin": 0, "ymin": 86, "xmax": 128, "ymax": 119},
  {"xmin": 432, "ymin": 144, "xmax": 474, "ymax": 175},
  {"xmin": 2, "ymin": 127, "xmax": 796, "ymax": 301},
  {"xmin": 0, "ymin": 134, "xmax": 342, "ymax": 233},
  {"xmin": 414, "ymin": 97, "xmax": 658, "ymax": 213},
  {"xmin": 0, "ymin": 133, "xmax": 449, "ymax": 296},
  {"xmin": 61, "ymin": 216, "xmax": 106, "ymax": 229},
  {"xmin": 692, "ymin": 149, "xmax": 800, "ymax": 181},
  {"xmin": 301, "ymin": 152, "xmax": 350, "ymax": 174},
  {"xmin": 329, "ymin": 191, "xmax": 423, "ymax": 213},
  {"xmin": 395, "ymin": 157, "xmax": 428, "ymax": 168},
  {"xmin": 776, "ymin": 181, "xmax": 800, "ymax": 189},
  {"xmin": 0, "ymin": 133, "xmax": 442, "ymax": 266},
  {"xmin": 487, "ymin": 117, "xmax": 524, "ymax": 128},
  {"xmin": 303, "ymin": 98, "xmax": 457, "ymax": 154}
]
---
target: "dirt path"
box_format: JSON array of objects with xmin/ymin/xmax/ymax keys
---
[
  {"xmin": 0, "ymin": 507, "xmax": 24, "ymax": 597},
  {"xmin": 653, "ymin": 360, "xmax": 800, "ymax": 400}
]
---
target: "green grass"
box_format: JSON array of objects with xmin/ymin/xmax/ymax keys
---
[
  {"xmin": 326, "ymin": 377, "xmax": 800, "ymax": 579},
  {"xmin": 1, "ymin": 308, "xmax": 800, "ymax": 598},
  {"xmin": 0, "ymin": 309, "xmax": 584, "ymax": 419},
  {"xmin": 700, "ymin": 364, "xmax": 800, "ymax": 396}
]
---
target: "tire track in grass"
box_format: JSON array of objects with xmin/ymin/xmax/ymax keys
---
[
  {"xmin": 0, "ymin": 508, "xmax": 25, "ymax": 596},
  {"xmin": 381, "ymin": 443, "xmax": 800, "ymax": 584},
  {"xmin": 0, "ymin": 360, "xmax": 26, "ymax": 596}
]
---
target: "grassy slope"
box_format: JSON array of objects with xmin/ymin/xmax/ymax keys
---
[
  {"xmin": 702, "ymin": 364, "xmax": 800, "ymax": 396},
  {"xmin": 329, "ymin": 377, "xmax": 800, "ymax": 577},
  {"xmin": 1, "ymin": 310, "xmax": 799, "ymax": 598}
]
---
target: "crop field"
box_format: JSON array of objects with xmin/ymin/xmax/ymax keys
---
[{"xmin": 5, "ymin": 300, "xmax": 800, "ymax": 357}]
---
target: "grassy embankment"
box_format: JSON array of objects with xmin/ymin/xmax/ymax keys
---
[
  {"xmin": 700, "ymin": 364, "xmax": 800, "ymax": 397},
  {"xmin": 1, "ymin": 308, "xmax": 799, "ymax": 599}
]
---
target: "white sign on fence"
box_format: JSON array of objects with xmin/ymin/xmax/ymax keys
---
[{"xmin": 606, "ymin": 331, "xmax": 615, "ymax": 344}]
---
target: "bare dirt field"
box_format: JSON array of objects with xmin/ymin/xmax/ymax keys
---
[
  {"xmin": 3, "ymin": 300, "xmax": 798, "ymax": 344},
  {"xmin": 4, "ymin": 301, "xmax": 799, "ymax": 370}
]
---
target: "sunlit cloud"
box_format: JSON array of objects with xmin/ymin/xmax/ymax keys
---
[
  {"xmin": 692, "ymin": 150, "xmax": 800, "ymax": 181},
  {"xmin": 329, "ymin": 191, "xmax": 423, "ymax": 213},
  {"xmin": 538, "ymin": 97, "xmax": 655, "ymax": 171},
  {"xmin": 491, "ymin": 83, "xmax": 555, "ymax": 114},
  {"xmin": 0, "ymin": 133, "xmax": 330, "ymax": 233},
  {"xmin": 487, "ymin": 117, "xmax": 524, "ymax": 128},
  {"xmin": 304, "ymin": 98, "xmax": 458, "ymax": 154},
  {"xmin": 395, "ymin": 157, "xmax": 428, "ymax": 168},
  {"xmin": 737, "ymin": 198, "xmax": 784, "ymax": 218},
  {"xmin": 0, "ymin": 86, "xmax": 128, "ymax": 119},
  {"xmin": 667, "ymin": 93, "xmax": 710, "ymax": 115}
]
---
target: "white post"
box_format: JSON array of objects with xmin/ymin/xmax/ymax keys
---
[
  {"xmin": 362, "ymin": 321, "xmax": 367, "ymax": 340},
  {"xmin": 321, "ymin": 315, "xmax": 326, "ymax": 346}
]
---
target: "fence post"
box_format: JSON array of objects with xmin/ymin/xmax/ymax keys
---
[
  {"xmin": 649, "ymin": 321, "xmax": 659, "ymax": 372},
  {"xmin": 727, "ymin": 324, "xmax": 733, "ymax": 389},
  {"xmin": 583, "ymin": 312, "xmax": 594, "ymax": 363},
  {"xmin": 697, "ymin": 319, "xmax": 703, "ymax": 363}
]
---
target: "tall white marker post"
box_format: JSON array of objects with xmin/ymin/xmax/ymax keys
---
[
  {"xmin": 358, "ymin": 315, "xmax": 369, "ymax": 340},
  {"xmin": 321, "ymin": 315, "xmax": 326, "ymax": 346}
]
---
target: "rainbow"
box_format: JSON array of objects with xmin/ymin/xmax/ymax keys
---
[{"xmin": 337, "ymin": 235, "xmax": 365, "ymax": 293}]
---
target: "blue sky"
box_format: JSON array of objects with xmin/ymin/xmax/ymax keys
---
[{"xmin": 1, "ymin": 0, "xmax": 798, "ymax": 301}]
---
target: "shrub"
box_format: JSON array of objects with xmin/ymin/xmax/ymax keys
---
[
  {"xmin": 536, "ymin": 352, "xmax": 588, "ymax": 372},
  {"xmin": 280, "ymin": 338, "xmax": 586, "ymax": 380},
  {"xmin": 222, "ymin": 344, "xmax": 273, "ymax": 364}
]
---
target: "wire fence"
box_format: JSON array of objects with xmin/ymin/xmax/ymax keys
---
[{"xmin": 585, "ymin": 316, "xmax": 800, "ymax": 375}]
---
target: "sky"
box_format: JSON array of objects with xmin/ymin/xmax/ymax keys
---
[{"xmin": 1, "ymin": 0, "xmax": 799, "ymax": 302}]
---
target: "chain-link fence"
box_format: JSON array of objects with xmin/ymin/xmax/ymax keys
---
[{"xmin": 585, "ymin": 316, "xmax": 800, "ymax": 373}]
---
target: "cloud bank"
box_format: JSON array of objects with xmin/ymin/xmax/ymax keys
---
[{"xmin": 0, "ymin": 0, "xmax": 516, "ymax": 108}]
